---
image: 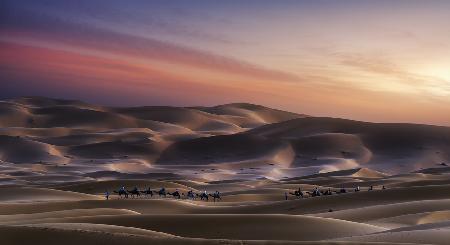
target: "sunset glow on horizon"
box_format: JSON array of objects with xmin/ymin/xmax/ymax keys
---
[{"xmin": 1, "ymin": 0, "xmax": 450, "ymax": 126}]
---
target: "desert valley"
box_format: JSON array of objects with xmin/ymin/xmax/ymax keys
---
[{"xmin": 0, "ymin": 96, "xmax": 449, "ymax": 244}]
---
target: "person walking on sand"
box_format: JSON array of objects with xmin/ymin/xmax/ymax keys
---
[
  {"xmin": 105, "ymin": 190, "xmax": 110, "ymax": 200},
  {"xmin": 285, "ymin": 192, "xmax": 288, "ymax": 200}
]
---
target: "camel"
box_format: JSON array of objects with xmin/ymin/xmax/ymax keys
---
[
  {"xmin": 306, "ymin": 188, "xmax": 321, "ymax": 197},
  {"xmin": 187, "ymin": 190, "xmax": 196, "ymax": 200},
  {"xmin": 113, "ymin": 189, "xmax": 128, "ymax": 198},
  {"xmin": 289, "ymin": 188, "xmax": 304, "ymax": 198},
  {"xmin": 209, "ymin": 192, "xmax": 221, "ymax": 202},
  {"xmin": 140, "ymin": 188, "xmax": 153, "ymax": 198},
  {"xmin": 168, "ymin": 190, "xmax": 182, "ymax": 199},
  {"xmin": 306, "ymin": 191, "xmax": 320, "ymax": 197},
  {"xmin": 157, "ymin": 188, "xmax": 167, "ymax": 198},
  {"xmin": 199, "ymin": 192, "xmax": 209, "ymax": 201},
  {"xmin": 127, "ymin": 188, "xmax": 141, "ymax": 198},
  {"xmin": 321, "ymin": 188, "xmax": 333, "ymax": 195}
]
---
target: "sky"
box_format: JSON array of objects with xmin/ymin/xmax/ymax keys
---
[{"xmin": 1, "ymin": 0, "xmax": 450, "ymax": 126}]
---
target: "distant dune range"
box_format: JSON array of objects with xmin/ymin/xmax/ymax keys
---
[
  {"xmin": 1, "ymin": 96, "xmax": 448, "ymax": 182},
  {"xmin": 1, "ymin": 96, "xmax": 450, "ymax": 244}
]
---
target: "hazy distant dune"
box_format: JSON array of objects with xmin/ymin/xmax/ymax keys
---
[
  {"xmin": 195, "ymin": 103, "xmax": 305, "ymax": 128},
  {"xmin": 245, "ymin": 117, "xmax": 450, "ymax": 173},
  {"xmin": 1, "ymin": 97, "xmax": 449, "ymax": 178},
  {"xmin": 0, "ymin": 135, "xmax": 66, "ymax": 164}
]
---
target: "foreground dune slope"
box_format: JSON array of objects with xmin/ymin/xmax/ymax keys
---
[
  {"xmin": 7, "ymin": 214, "xmax": 385, "ymax": 241},
  {"xmin": 0, "ymin": 225, "xmax": 419, "ymax": 245},
  {"xmin": 333, "ymin": 229, "xmax": 450, "ymax": 245}
]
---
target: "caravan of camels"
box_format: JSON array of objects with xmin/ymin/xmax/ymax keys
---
[{"xmin": 109, "ymin": 186, "xmax": 386, "ymax": 202}]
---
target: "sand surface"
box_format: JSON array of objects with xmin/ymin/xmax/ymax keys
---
[{"xmin": 1, "ymin": 97, "xmax": 449, "ymax": 244}]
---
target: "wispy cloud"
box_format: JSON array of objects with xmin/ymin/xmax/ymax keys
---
[
  {"xmin": 335, "ymin": 53, "xmax": 450, "ymax": 98},
  {"xmin": 0, "ymin": 8, "xmax": 301, "ymax": 83}
]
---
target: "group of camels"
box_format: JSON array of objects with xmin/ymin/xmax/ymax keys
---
[
  {"xmin": 112, "ymin": 187, "xmax": 222, "ymax": 202},
  {"xmin": 111, "ymin": 185, "xmax": 386, "ymax": 202},
  {"xmin": 288, "ymin": 185, "xmax": 386, "ymax": 199}
]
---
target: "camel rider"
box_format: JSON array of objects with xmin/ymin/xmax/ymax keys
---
[
  {"xmin": 314, "ymin": 187, "xmax": 320, "ymax": 196},
  {"xmin": 133, "ymin": 186, "xmax": 138, "ymax": 192},
  {"xmin": 356, "ymin": 186, "xmax": 360, "ymax": 192},
  {"xmin": 121, "ymin": 186, "xmax": 125, "ymax": 192}
]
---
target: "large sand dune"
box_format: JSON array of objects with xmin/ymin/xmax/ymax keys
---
[{"xmin": 1, "ymin": 97, "xmax": 449, "ymax": 244}]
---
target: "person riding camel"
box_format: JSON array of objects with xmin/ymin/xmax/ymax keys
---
[
  {"xmin": 187, "ymin": 190, "xmax": 195, "ymax": 199},
  {"xmin": 314, "ymin": 187, "xmax": 320, "ymax": 196}
]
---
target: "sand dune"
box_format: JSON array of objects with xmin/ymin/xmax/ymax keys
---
[
  {"xmin": 195, "ymin": 103, "xmax": 305, "ymax": 128},
  {"xmin": 0, "ymin": 225, "xmax": 412, "ymax": 245},
  {"xmin": 156, "ymin": 134, "xmax": 286, "ymax": 165},
  {"xmin": 0, "ymin": 224, "xmax": 186, "ymax": 245},
  {"xmin": 2, "ymin": 97, "xmax": 449, "ymax": 178},
  {"xmin": 1, "ymin": 97, "xmax": 450, "ymax": 244},
  {"xmin": 312, "ymin": 199, "xmax": 450, "ymax": 223},
  {"xmin": 0, "ymin": 135, "xmax": 67, "ymax": 164},
  {"xmin": 0, "ymin": 187, "xmax": 100, "ymax": 203},
  {"xmin": 247, "ymin": 117, "xmax": 450, "ymax": 173},
  {"xmin": 287, "ymin": 168, "xmax": 387, "ymax": 180},
  {"xmin": 0, "ymin": 208, "xmax": 139, "ymax": 224},
  {"xmin": 334, "ymin": 229, "xmax": 450, "ymax": 245},
  {"xmin": 68, "ymin": 140, "xmax": 162, "ymax": 162},
  {"xmin": 112, "ymin": 106, "xmax": 242, "ymax": 133},
  {"xmin": 13, "ymin": 214, "xmax": 385, "ymax": 241},
  {"xmin": 367, "ymin": 210, "xmax": 450, "ymax": 229}
]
